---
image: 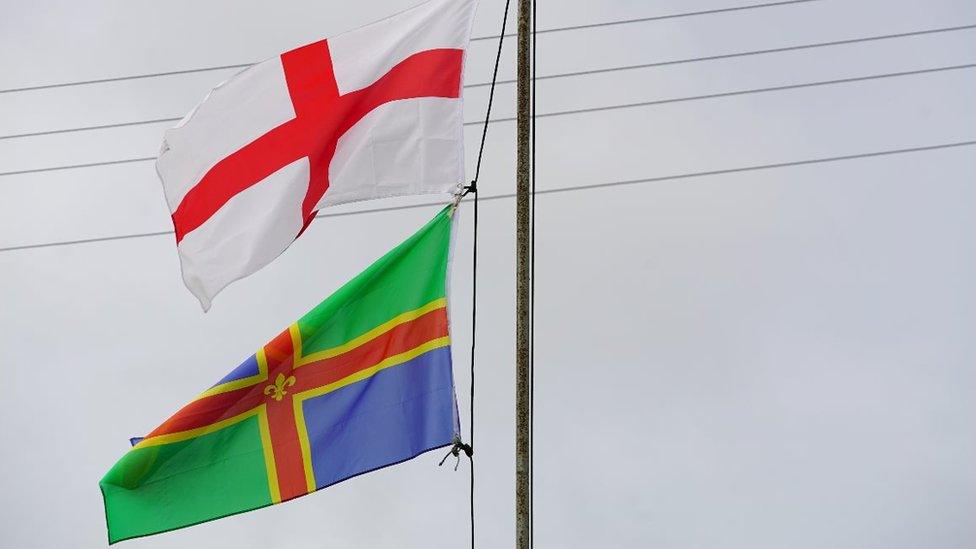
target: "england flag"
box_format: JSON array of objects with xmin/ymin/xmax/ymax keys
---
[{"xmin": 156, "ymin": 0, "xmax": 478, "ymax": 309}]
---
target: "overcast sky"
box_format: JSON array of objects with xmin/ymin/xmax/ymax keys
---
[{"xmin": 1, "ymin": 0, "xmax": 974, "ymax": 548}]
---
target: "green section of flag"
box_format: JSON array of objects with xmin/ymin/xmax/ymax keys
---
[
  {"xmin": 297, "ymin": 205, "xmax": 453, "ymax": 355},
  {"xmin": 101, "ymin": 416, "xmax": 271, "ymax": 543}
]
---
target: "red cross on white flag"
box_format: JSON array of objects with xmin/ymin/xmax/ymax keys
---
[{"xmin": 156, "ymin": 0, "xmax": 479, "ymax": 310}]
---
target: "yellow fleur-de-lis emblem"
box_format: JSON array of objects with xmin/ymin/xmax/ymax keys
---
[{"xmin": 264, "ymin": 373, "xmax": 297, "ymax": 402}]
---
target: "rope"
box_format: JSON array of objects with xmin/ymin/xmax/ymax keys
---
[
  {"xmin": 467, "ymin": 179, "xmax": 480, "ymax": 549},
  {"xmin": 471, "ymin": 2, "xmax": 513, "ymax": 186},
  {"xmin": 450, "ymin": 2, "xmax": 513, "ymax": 548}
]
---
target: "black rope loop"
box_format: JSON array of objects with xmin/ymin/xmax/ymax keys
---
[{"xmin": 438, "ymin": 437, "xmax": 474, "ymax": 471}]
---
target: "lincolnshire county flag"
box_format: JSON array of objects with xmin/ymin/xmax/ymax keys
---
[
  {"xmin": 156, "ymin": 0, "xmax": 478, "ymax": 310},
  {"xmin": 100, "ymin": 207, "xmax": 459, "ymax": 543}
]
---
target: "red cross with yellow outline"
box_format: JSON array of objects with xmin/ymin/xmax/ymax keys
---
[
  {"xmin": 171, "ymin": 40, "xmax": 464, "ymax": 242},
  {"xmin": 133, "ymin": 299, "xmax": 449, "ymax": 503}
]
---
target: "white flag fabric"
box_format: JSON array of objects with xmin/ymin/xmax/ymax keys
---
[{"xmin": 156, "ymin": 0, "xmax": 478, "ymax": 310}]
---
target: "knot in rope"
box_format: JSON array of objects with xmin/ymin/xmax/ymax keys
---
[{"xmin": 438, "ymin": 437, "xmax": 474, "ymax": 471}]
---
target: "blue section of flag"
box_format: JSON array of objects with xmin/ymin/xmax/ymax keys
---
[
  {"xmin": 211, "ymin": 354, "xmax": 259, "ymax": 387},
  {"xmin": 302, "ymin": 346, "xmax": 457, "ymax": 488}
]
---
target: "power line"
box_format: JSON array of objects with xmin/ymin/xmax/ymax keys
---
[
  {"xmin": 0, "ymin": 0, "xmax": 822, "ymax": 95},
  {"xmin": 3, "ymin": 62, "xmax": 972, "ymax": 178},
  {"xmin": 2, "ymin": 117, "xmax": 183, "ymax": 141},
  {"xmin": 0, "ymin": 72, "xmax": 528, "ymax": 140},
  {"xmin": 6, "ymin": 23, "xmax": 971, "ymax": 142},
  {"xmin": 520, "ymin": 0, "xmax": 821, "ymax": 37},
  {"xmin": 2, "ymin": 73, "xmax": 532, "ymax": 140},
  {"xmin": 2, "ymin": 139, "xmax": 971, "ymax": 253},
  {"xmin": 1, "ymin": 156, "xmax": 156, "ymax": 177},
  {"xmin": 489, "ymin": 24, "xmax": 976, "ymax": 87},
  {"xmin": 0, "ymin": 63, "xmax": 252, "ymax": 96},
  {"xmin": 485, "ymin": 62, "xmax": 976, "ymax": 124}
]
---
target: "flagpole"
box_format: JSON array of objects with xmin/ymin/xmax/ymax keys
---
[{"xmin": 515, "ymin": 0, "xmax": 532, "ymax": 548}]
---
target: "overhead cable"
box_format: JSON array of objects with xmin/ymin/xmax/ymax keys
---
[
  {"xmin": 2, "ymin": 139, "xmax": 971, "ymax": 253},
  {"xmin": 482, "ymin": 63, "xmax": 976, "ymax": 124},
  {"xmin": 0, "ymin": 0, "xmax": 822, "ymax": 95},
  {"xmin": 2, "ymin": 62, "xmax": 972, "ymax": 178},
  {"xmin": 5, "ymin": 23, "xmax": 973, "ymax": 142}
]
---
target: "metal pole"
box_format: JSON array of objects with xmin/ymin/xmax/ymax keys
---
[{"xmin": 515, "ymin": 0, "xmax": 532, "ymax": 547}]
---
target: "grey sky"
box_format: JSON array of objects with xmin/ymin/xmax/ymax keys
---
[{"xmin": 1, "ymin": 0, "xmax": 974, "ymax": 547}]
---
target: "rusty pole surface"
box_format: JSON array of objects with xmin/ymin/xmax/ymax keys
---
[{"xmin": 515, "ymin": 0, "xmax": 532, "ymax": 547}]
